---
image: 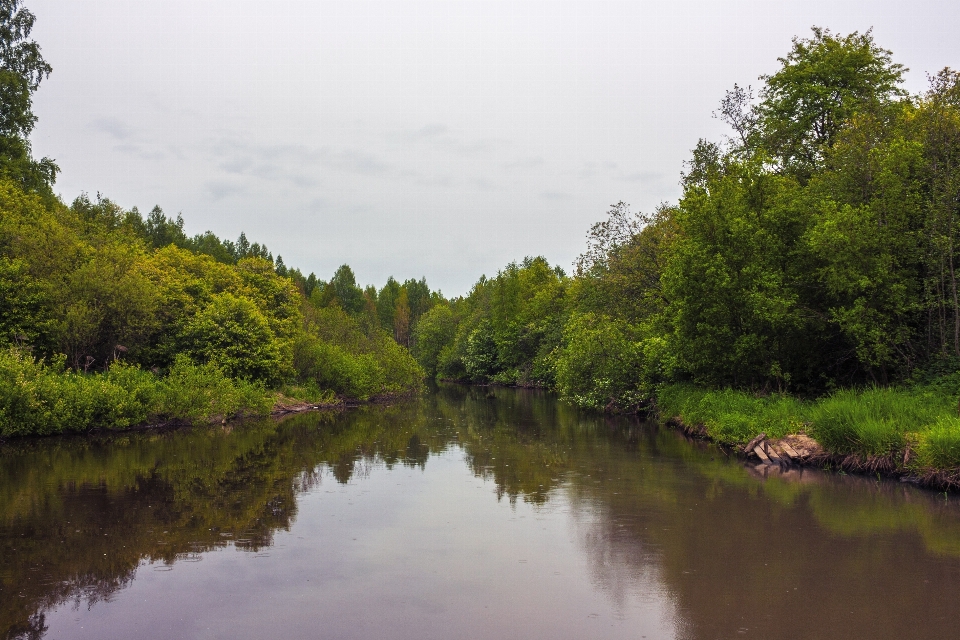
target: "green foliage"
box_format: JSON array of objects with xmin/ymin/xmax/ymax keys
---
[
  {"xmin": 156, "ymin": 355, "xmax": 272, "ymax": 423},
  {"xmin": 913, "ymin": 417, "xmax": 960, "ymax": 470},
  {"xmin": 179, "ymin": 292, "xmax": 287, "ymax": 384},
  {"xmin": 655, "ymin": 382, "xmax": 960, "ymax": 469},
  {"xmin": 554, "ymin": 313, "xmax": 649, "ymax": 411},
  {"xmin": 294, "ymin": 306, "xmax": 424, "ymax": 400},
  {"xmin": 0, "ymin": 348, "xmax": 271, "ymax": 436},
  {"xmin": 328, "ymin": 264, "xmax": 365, "ymax": 313},
  {"xmin": 0, "ymin": 0, "xmax": 57, "ymax": 196},
  {"xmin": 656, "ymin": 384, "xmax": 805, "ymax": 443},
  {"xmin": 0, "ymin": 256, "xmax": 46, "ymax": 344},
  {"xmin": 431, "ymin": 257, "xmax": 567, "ymax": 386},
  {"xmin": 806, "ymin": 387, "xmax": 951, "ymax": 456},
  {"xmin": 412, "ymin": 304, "xmax": 457, "ymax": 377},
  {"xmin": 755, "ymin": 27, "xmax": 906, "ymax": 178}
]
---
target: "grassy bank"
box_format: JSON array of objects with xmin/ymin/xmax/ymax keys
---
[{"xmin": 656, "ymin": 382, "xmax": 960, "ymax": 482}]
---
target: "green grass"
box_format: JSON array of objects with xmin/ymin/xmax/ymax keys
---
[
  {"xmin": 805, "ymin": 387, "xmax": 953, "ymax": 457},
  {"xmin": 656, "ymin": 384, "xmax": 806, "ymax": 442},
  {"xmin": 913, "ymin": 416, "xmax": 960, "ymax": 470},
  {"xmin": 656, "ymin": 382, "xmax": 960, "ymax": 472}
]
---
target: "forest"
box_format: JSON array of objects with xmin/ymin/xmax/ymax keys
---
[
  {"xmin": 3, "ymin": 0, "xmax": 960, "ymax": 475},
  {"xmin": 409, "ymin": 29, "xmax": 960, "ymax": 474}
]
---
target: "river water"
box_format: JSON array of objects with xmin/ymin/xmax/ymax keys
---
[{"xmin": 1, "ymin": 385, "xmax": 959, "ymax": 640}]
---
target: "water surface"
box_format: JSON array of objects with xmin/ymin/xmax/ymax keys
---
[{"xmin": 2, "ymin": 386, "xmax": 959, "ymax": 639}]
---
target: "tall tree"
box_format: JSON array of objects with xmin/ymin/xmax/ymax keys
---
[
  {"xmin": 0, "ymin": 0, "xmax": 56, "ymax": 195},
  {"xmin": 755, "ymin": 27, "xmax": 906, "ymax": 180}
]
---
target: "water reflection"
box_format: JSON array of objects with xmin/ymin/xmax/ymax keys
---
[{"xmin": 1, "ymin": 385, "xmax": 959, "ymax": 639}]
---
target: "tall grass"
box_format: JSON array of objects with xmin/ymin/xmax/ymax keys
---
[
  {"xmin": 656, "ymin": 384, "xmax": 806, "ymax": 442},
  {"xmin": 805, "ymin": 388, "xmax": 952, "ymax": 457},
  {"xmin": 656, "ymin": 382, "xmax": 960, "ymax": 472},
  {"xmin": 913, "ymin": 416, "xmax": 960, "ymax": 470}
]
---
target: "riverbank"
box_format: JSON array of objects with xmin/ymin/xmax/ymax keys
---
[
  {"xmin": 657, "ymin": 383, "xmax": 960, "ymax": 492},
  {"xmin": 0, "ymin": 346, "xmax": 419, "ymax": 440}
]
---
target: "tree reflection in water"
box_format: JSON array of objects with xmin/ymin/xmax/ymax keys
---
[{"xmin": 2, "ymin": 385, "xmax": 960, "ymax": 639}]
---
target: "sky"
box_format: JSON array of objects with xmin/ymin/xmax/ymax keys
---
[{"xmin": 29, "ymin": 0, "xmax": 960, "ymax": 296}]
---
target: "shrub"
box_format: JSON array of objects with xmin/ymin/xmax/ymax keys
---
[
  {"xmin": 178, "ymin": 292, "xmax": 288, "ymax": 384},
  {"xmin": 554, "ymin": 313, "xmax": 648, "ymax": 411},
  {"xmin": 156, "ymin": 356, "xmax": 272, "ymax": 423},
  {"xmin": 0, "ymin": 348, "xmax": 272, "ymax": 436},
  {"xmin": 295, "ymin": 307, "xmax": 424, "ymax": 400}
]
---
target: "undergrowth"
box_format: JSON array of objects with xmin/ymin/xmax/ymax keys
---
[{"xmin": 0, "ymin": 348, "xmax": 272, "ymax": 437}]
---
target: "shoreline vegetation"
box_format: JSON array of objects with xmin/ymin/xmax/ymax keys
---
[
  {"xmin": 657, "ymin": 383, "xmax": 960, "ymax": 491},
  {"xmin": 4, "ymin": 3, "xmax": 960, "ymax": 487}
]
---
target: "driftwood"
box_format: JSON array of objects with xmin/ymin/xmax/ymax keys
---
[{"xmin": 744, "ymin": 433, "xmax": 767, "ymax": 455}]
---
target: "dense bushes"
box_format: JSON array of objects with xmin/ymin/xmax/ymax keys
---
[
  {"xmin": 294, "ymin": 307, "xmax": 424, "ymax": 400},
  {"xmin": 553, "ymin": 313, "xmax": 647, "ymax": 411},
  {"xmin": 0, "ymin": 175, "xmax": 427, "ymax": 436},
  {"xmin": 0, "ymin": 348, "xmax": 271, "ymax": 437}
]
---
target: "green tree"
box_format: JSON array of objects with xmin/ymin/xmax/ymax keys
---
[
  {"xmin": 412, "ymin": 304, "xmax": 457, "ymax": 377},
  {"xmin": 755, "ymin": 27, "xmax": 906, "ymax": 180},
  {"xmin": 329, "ymin": 264, "xmax": 364, "ymax": 313},
  {"xmin": 179, "ymin": 292, "xmax": 286, "ymax": 383},
  {"xmin": 377, "ymin": 277, "xmax": 401, "ymax": 331},
  {"xmin": 0, "ymin": 256, "xmax": 46, "ymax": 345},
  {"xmin": 0, "ymin": 0, "xmax": 56, "ymax": 195}
]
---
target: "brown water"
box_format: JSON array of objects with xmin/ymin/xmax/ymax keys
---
[{"xmin": 2, "ymin": 385, "xmax": 959, "ymax": 640}]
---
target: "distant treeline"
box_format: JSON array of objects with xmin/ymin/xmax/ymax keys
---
[
  {"xmin": 118, "ymin": 200, "xmax": 442, "ymax": 349},
  {"xmin": 412, "ymin": 28, "xmax": 960, "ymax": 411}
]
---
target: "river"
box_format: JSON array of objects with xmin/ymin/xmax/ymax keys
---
[{"xmin": 1, "ymin": 385, "xmax": 959, "ymax": 639}]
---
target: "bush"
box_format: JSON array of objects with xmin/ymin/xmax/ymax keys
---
[
  {"xmin": 554, "ymin": 313, "xmax": 649, "ymax": 411},
  {"xmin": 156, "ymin": 356, "xmax": 272, "ymax": 423},
  {"xmin": 295, "ymin": 306, "xmax": 424, "ymax": 400},
  {"xmin": 179, "ymin": 292, "xmax": 288, "ymax": 384},
  {"xmin": 0, "ymin": 349, "xmax": 158, "ymax": 436},
  {"xmin": 0, "ymin": 348, "xmax": 272, "ymax": 437}
]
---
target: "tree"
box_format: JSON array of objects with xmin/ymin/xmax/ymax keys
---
[
  {"xmin": 412, "ymin": 304, "xmax": 457, "ymax": 377},
  {"xmin": 755, "ymin": 27, "xmax": 906, "ymax": 180},
  {"xmin": 394, "ymin": 288, "xmax": 411, "ymax": 346},
  {"xmin": 179, "ymin": 292, "xmax": 285, "ymax": 383},
  {"xmin": 329, "ymin": 264, "xmax": 364, "ymax": 314},
  {"xmin": 0, "ymin": 0, "xmax": 56, "ymax": 194},
  {"xmin": 377, "ymin": 277, "xmax": 401, "ymax": 331}
]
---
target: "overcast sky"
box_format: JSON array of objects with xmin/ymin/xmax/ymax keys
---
[{"xmin": 29, "ymin": 0, "xmax": 960, "ymax": 295}]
